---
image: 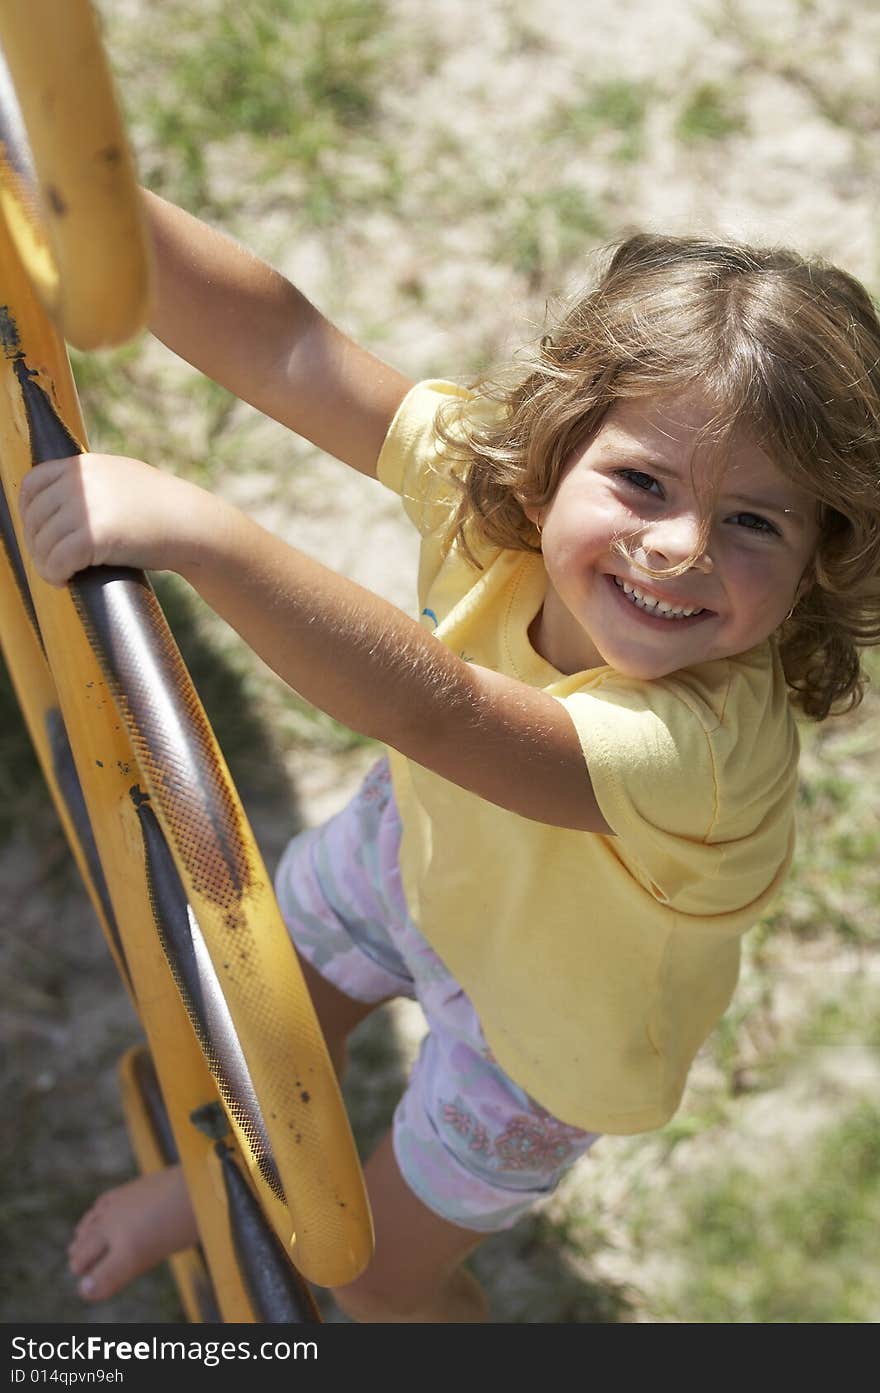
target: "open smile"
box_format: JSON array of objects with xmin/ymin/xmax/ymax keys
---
[{"xmin": 608, "ymin": 574, "xmax": 713, "ymax": 624}]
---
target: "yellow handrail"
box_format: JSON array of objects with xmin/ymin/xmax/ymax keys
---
[{"xmin": 0, "ymin": 0, "xmax": 372, "ymax": 1316}]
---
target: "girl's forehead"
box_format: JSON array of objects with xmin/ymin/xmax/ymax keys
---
[
  {"xmin": 599, "ymin": 390, "xmax": 739, "ymax": 454},
  {"xmin": 597, "ymin": 392, "xmax": 769, "ymax": 474}
]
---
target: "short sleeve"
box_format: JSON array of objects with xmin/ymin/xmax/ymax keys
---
[
  {"xmin": 376, "ymin": 379, "xmax": 506, "ymax": 613},
  {"xmin": 376, "ymin": 379, "xmax": 475, "ymax": 538},
  {"xmin": 561, "ymin": 659, "xmax": 798, "ymax": 915}
]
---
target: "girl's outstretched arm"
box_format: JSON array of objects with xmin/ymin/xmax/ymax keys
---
[
  {"xmin": 19, "ymin": 454, "xmax": 611, "ymax": 837},
  {"xmin": 143, "ymin": 190, "xmax": 413, "ymax": 476}
]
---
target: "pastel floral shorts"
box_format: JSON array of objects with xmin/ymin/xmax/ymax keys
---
[{"xmin": 274, "ymin": 758, "xmax": 600, "ymax": 1233}]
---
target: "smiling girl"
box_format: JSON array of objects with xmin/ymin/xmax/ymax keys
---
[{"xmin": 19, "ymin": 211, "xmax": 880, "ymax": 1321}]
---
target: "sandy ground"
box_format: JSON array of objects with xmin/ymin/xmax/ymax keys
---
[{"xmin": 2, "ymin": 0, "xmax": 880, "ymax": 1324}]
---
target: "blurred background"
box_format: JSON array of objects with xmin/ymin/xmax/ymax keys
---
[{"xmin": 1, "ymin": 0, "xmax": 879, "ymax": 1322}]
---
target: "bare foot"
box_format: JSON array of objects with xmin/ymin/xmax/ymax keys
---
[{"xmin": 68, "ymin": 1166, "xmax": 198, "ymax": 1302}]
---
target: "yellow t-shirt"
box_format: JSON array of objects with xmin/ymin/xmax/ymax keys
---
[{"xmin": 376, "ymin": 381, "xmax": 799, "ymax": 1133}]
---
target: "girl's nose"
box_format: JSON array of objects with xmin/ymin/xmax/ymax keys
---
[{"xmin": 641, "ymin": 515, "xmax": 714, "ymax": 573}]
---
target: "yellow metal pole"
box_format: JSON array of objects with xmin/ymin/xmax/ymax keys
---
[{"xmin": 0, "ymin": 0, "xmax": 372, "ymax": 1313}]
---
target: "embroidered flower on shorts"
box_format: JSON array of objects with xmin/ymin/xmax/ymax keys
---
[
  {"xmin": 440, "ymin": 1100, "xmax": 492, "ymax": 1155},
  {"xmin": 493, "ymin": 1113, "xmax": 577, "ymax": 1172},
  {"xmin": 440, "ymin": 1097, "xmax": 577, "ymax": 1171}
]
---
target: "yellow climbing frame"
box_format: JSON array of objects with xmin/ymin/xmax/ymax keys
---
[{"xmin": 0, "ymin": 0, "xmax": 372, "ymax": 1322}]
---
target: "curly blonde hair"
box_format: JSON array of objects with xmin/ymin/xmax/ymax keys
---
[{"xmin": 440, "ymin": 233, "xmax": 880, "ymax": 719}]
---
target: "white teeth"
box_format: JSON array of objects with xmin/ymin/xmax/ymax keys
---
[{"xmin": 615, "ymin": 578, "xmax": 703, "ymax": 620}]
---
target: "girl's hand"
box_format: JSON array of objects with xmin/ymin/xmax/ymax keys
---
[{"xmin": 18, "ymin": 452, "xmax": 208, "ymax": 586}]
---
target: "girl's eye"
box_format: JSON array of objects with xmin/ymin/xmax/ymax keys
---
[
  {"xmin": 730, "ymin": 511, "xmax": 779, "ymax": 536},
  {"xmin": 618, "ymin": 469, "xmax": 661, "ymax": 495}
]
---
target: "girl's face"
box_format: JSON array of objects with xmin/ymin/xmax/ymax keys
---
[{"xmin": 527, "ymin": 390, "xmax": 820, "ymax": 679}]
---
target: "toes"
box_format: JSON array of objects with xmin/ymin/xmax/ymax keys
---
[
  {"xmin": 71, "ymin": 1198, "xmax": 107, "ymax": 1241},
  {"xmin": 68, "ymin": 1223, "xmax": 138, "ymax": 1303},
  {"xmin": 75, "ymin": 1250, "xmax": 128, "ymax": 1303},
  {"xmin": 68, "ymin": 1225, "xmax": 108, "ymax": 1277}
]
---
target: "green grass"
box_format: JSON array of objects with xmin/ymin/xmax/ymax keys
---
[
  {"xmin": 496, "ymin": 185, "xmax": 606, "ymax": 286},
  {"xmin": 675, "ymin": 81, "xmax": 748, "ymax": 142},
  {"xmin": 762, "ymin": 731, "xmax": 880, "ymax": 949},
  {"xmin": 107, "ymin": 0, "xmax": 392, "ymax": 216},
  {"xmin": 652, "ymin": 1103, "xmax": 880, "ymax": 1322},
  {"xmin": 67, "ymin": 344, "xmax": 148, "ymax": 456},
  {"xmin": 796, "ymin": 976, "xmax": 880, "ymax": 1050},
  {"xmin": 546, "ymin": 78, "xmax": 653, "ymax": 163}
]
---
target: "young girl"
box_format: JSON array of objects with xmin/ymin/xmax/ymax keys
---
[{"xmin": 20, "ymin": 196, "xmax": 880, "ymax": 1322}]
